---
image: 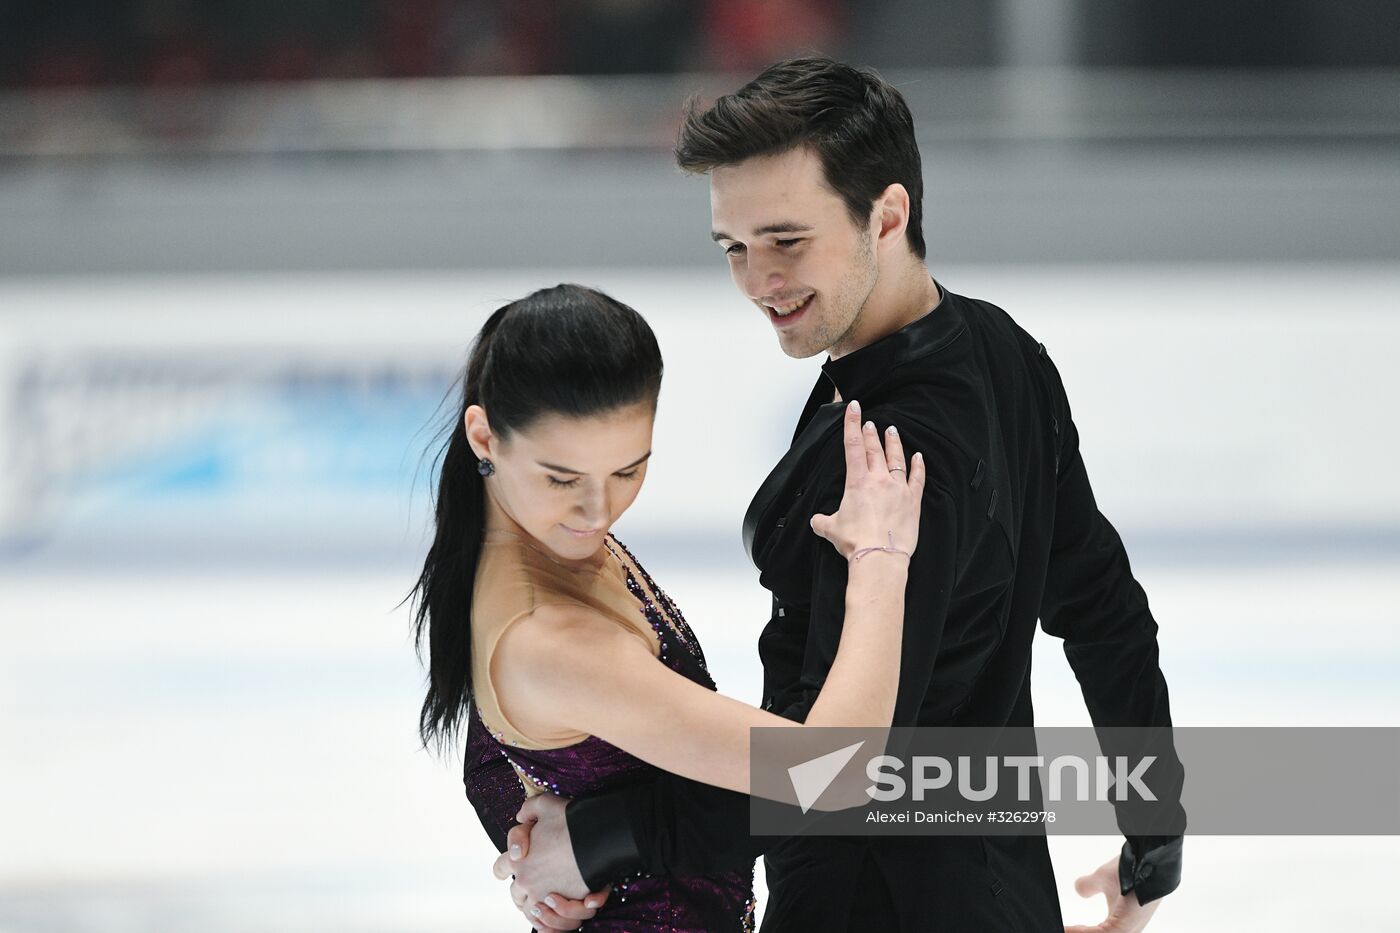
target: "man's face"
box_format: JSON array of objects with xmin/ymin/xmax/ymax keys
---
[{"xmin": 710, "ymin": 147, "xmax": 879, "ymax": 360}]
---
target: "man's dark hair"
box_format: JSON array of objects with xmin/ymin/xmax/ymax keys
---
[{"xmin": 675, "ymin": 57, "xmax": 926, "ymax": 260}]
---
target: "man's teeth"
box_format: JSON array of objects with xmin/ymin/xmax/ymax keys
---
[{"xmin": 769, "ymin": 296, "xmax": 809, "ymax": 316}]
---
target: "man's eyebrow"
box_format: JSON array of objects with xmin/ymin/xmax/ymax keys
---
[
  {"xmin": 711, "ymin": 222, "xmax": 814, "ymax": 243},
  {"xmin": 536, "ymin": 451, "xmax": 653, "ymax": 475}
]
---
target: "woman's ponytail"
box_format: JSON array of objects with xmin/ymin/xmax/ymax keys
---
[{"xmin": 408, "ymin": 305, "xmax": 508, "ymax": 754}]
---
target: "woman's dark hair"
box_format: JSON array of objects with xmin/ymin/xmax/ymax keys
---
[
  {"xmin": 675, "ymin": 56, "xmax": 926, "ymax": 260},
  {"xmin": 407, "ymin": 283, "xmax": 663, "ymax": 755}
]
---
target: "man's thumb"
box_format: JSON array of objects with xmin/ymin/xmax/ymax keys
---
[
  {"xmin": 809, "ymin": 513, "xmax": 830, "ymax": 537},
  {"xmin": 1073, "ymin": 871, "xmax": 1100, "ymax": 898}
]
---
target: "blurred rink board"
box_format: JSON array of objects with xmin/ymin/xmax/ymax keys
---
[
  {"xmin": 1, "ymin": 263, "xmax": 1399, "ymax": 569},
  {"xmin": 0, "ymin": 337, "xmax": 455, "ymax": 566},
  {"xmin": 1, "ymin": 264, "xmax": 1399, "ymax": 933},
  {"xmin": 0, "ymin": 270, "xmax": 786, "ymax": 570}
]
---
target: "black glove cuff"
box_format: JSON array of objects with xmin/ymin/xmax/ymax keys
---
[
  {"xmin": 565, "ymin": 792, "xmax": 645, "ymax": 890},
  {"xmin": 1118, "ymin": 835, "xmax": 1184, "ymax": 905}
]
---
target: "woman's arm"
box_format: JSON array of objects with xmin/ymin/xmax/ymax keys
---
[{"xmin": 492, "ymin": 400, "xmax": 927, "ymax": 796}]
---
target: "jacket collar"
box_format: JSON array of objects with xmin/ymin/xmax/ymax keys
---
[
  {"xmin": 818, "ymin": 276, "xmax": 962, "ymax": 403},
  {"xmin": 742, "ymin": 276, "xmax": 964, "ymax": 567}
]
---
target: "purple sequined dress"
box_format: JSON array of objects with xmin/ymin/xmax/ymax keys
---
[{"xmin": 463, "ymin": 537, "xmax": 756, "ymax": 932}]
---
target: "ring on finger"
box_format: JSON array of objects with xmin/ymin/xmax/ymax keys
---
[{"xmin": 889, "ymin": 467, "xmax": 907, "ymax": 474}]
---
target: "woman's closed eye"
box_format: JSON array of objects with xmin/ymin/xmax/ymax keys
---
[{"xmin": 547, "ymin": 469, "xmax": 641, "ymax": 489}]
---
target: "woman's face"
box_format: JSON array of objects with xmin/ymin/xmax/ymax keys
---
[{"xmin": 465, "ymin": 400, "xmax": 655, "ymax": 564}]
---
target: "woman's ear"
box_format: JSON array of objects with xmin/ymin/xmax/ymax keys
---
[{"xmin": 464, "ymin": 404, "xmax": 494, "ymax": 461}]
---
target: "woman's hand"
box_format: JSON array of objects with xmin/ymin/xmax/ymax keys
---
[
  {"xmin": 1064, "ymin": 855, "xmax": 1164, "ymax": 933},
  {"xmin": 810, "ymin": 399, "xmax": 925, "ymax": 562}
]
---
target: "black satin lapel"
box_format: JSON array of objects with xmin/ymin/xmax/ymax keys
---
[{"xmin": 742, "ymin": 400, "xmax": 846, "ymax": 566}]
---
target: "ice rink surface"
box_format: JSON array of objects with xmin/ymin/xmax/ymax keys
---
[{"xmin": 2, "ymin": 264, "xmax": 1398, "ymax": 931}]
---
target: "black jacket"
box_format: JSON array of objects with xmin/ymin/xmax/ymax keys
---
[{"xmin": 490, "ymin": 281, "xmax": 1185, "ymax": 931}]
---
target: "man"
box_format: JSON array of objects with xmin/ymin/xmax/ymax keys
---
[{"xmin": 479, "ymin": 57, "xmax": 1185, "ymax": 932}]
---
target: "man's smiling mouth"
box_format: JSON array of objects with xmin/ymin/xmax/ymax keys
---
[{"xmin": 764, "ymin": 294, "xmax": 814, "ymax": 321}]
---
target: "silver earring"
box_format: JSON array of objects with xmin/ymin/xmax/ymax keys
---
[{"xmin": 477, "ymin": 458, "xmax": 495, "ymax": 477}]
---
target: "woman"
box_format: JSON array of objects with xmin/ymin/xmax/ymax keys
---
[{"xmin": 408, "ymin": 284, "xmax": 926, "ymax": 931}]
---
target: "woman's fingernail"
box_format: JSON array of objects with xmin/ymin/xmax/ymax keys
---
[
  {"xmin": 530, "ymin": 906, "xmax": 542, "ymax": 918},
  {"xmin": 510, "ymin": 844, "xmax": 521, "ymax": 858},
  {"xmin": 865, "ymin": 421, "xmax": 876, "ymax": 432},
  {"xmin": 545, "ymin": 896, "xmax": 558, "ymax": 909},
  {"xmin": 585, "ymin": 899, "xmax": 599, "ymax": 909},
  {"xmin": 850, "ymin": 399, "xmax": 860, "ymax": 415},
  {"xmin": 887, "ymin": 425, "xmax": 898, "ymax": 436}
]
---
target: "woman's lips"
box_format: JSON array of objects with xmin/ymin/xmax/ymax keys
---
[{"xmin": 562, "ymin": 524, "xmax": 603, "ymax": 538}]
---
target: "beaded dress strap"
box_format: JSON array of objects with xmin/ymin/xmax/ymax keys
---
[{"xmin": 604, "ymin": 537, "xmax": 709, "ymax": 675}]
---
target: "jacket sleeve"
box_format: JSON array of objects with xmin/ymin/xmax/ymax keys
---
[
  {"xmin": 1036, "ymin": 347, "xmax": 1186, "ymax": 905},
  {"xmin": 566, "ymin": 770, "xmax": 764, "ymax": 887},
  {"xmin": 564, "ymin": 436, "xmax": 960, "ymax": 887}
]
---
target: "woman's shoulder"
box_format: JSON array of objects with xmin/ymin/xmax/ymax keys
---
[
  {"xmin": 475, "ymin": 533, "xmax": 659, "ymax": 661},
  {"xmin": 497, "ymin": 601, "xmax": 638, "ymax": 666},
  {"xmin": 486, "ymin": 598, "xmax": 659, "ymax": 746}
]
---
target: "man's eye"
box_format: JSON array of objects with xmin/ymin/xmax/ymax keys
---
[
  {"xmin": 776, "ymin": 238, "xmax": 802, "ymax": 248},
  {"xmin": 547, "ymin": 476, "xmax": 580, "ymax": 488},
  {"xmin": 723, "ymin": 243, "xmax": 745, "ymax": 256}
]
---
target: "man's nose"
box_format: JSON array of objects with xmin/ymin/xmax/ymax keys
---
[{"xmin": 742, "ymin": 257, "xmax": 785, "ymax": 301}]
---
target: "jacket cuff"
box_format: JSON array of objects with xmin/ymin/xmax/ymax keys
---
[
  {"xmin": 1118, "ymin": 835, "xmax": 1183, "ymax": 905},
  {"xmin": 565, "ymin": 792, "xmax": 645, "ymax": 890}
]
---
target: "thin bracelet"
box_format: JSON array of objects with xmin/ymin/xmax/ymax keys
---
[{"xmin": 849, "ymin": 531, "xmax": 911, "ymax": 564}]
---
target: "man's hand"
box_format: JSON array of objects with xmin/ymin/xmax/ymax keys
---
[
  {"xmin": 1064, "ymin": 855, "xmax": 1163, "ymax": 933},
  {"xmin": 490, "ymin": 794, "xmax": 612, "ymax": 930}
]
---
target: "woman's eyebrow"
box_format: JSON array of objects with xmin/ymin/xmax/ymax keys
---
[{"xmin": 535, "ymin": 450, "xmax": 652, "ymax": 475}]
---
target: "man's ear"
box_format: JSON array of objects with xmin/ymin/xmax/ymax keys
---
[
  {"xmin": 464, "ymin": 404, "xmax": 495, "ymax": 461},
  {"xmin": 872, "ymin": 183, "xmax": 911, "ymax": 251}
]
